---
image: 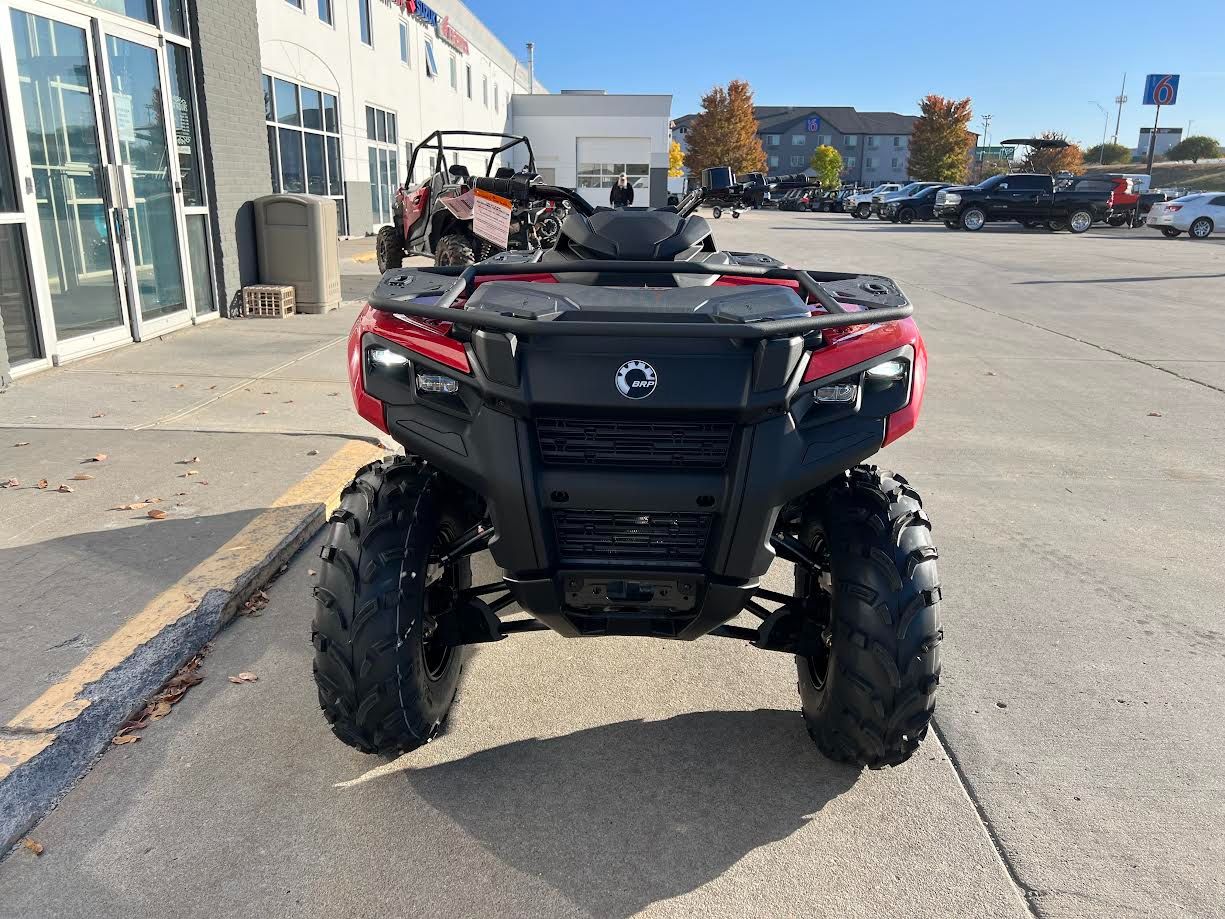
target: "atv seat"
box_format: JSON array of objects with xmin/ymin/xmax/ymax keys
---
[
  {"xmin": 547, "ymin": 209, "xmax": 716, "ymax": 262},
  {"xmin": 448, "ymin": 164, "xmax": 470, "ymax": 179}
]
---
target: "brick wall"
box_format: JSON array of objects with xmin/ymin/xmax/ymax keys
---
[{"xmin": 188, "ymin": 0, "xmax": 272, "ymax": 315}]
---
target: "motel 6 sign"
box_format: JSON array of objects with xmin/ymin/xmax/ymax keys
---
[{"xmin": 1143, "ymin": 75, "xmax": 1179, "ymax": 106}]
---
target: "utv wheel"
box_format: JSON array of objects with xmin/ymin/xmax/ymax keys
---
[
  {"xmin": 897, "ymin": 207, "xmax": 916, "ymax": 224},
  {"xmin": 1189, "ymin": 217, "xmax": 1214, "ymax": 239},
  {"xmin": 1066, "ymin": 209, "xmax": 1094, "ymax": 234},
  {"xmin": 712, "ymin": 206, "xmax": 723, "ymax": 219},
  {"xmin": 1107, "ymin": 214, "xmax": 1128, "ymax": 227},
  {"xmin": 1046, "ymin": 219, "xmax": 1066, "ymax": 232},
  {"xmin": 434, "ymin": 233, "xmax": 477, "ymax": 267},
  {"xmin": 1161, "ymin": 227, "xmax": 1182, "ymax": 238},
  {"xmin": 960, "ymin": 207, "xmax": 986, "ymax": 231},
  {"xmin": 794, "ymin": 466, "xmax": 942, "ymax": 769},
  {"xmin": 376, "ymin": 225, "xmax": 404, "ymax": 272},
  {"xmin": 312, "ymin": 456, "xmax": 473, "ymax": 756},
  {"xmin": 732, "ymin": 210, "xmax": 741, "ymax": 219},
  {"xmin": 943, "ymin": 219, "xmax": 959, "ymax": 229}
]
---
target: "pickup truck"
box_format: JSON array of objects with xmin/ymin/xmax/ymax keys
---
[
  {"xmin": 847, "ymin": 183, "xmax": 902, "ymax": 218},
  {"xmin": 933, "ymin": 173, "xmax": 1113, "ymax": 233}
]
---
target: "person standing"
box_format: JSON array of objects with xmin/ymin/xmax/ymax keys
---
[{"xmin": 610, "ymin": 173, "xmax": 634, "ymax": 208}]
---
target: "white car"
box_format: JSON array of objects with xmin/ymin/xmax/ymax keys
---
[
  {"xmin": 847, "ymin": 183, "xmax": 902, "ymax": 219},
  {"xmin": 1147, "ymin": 193, "xmax": 1225, "ymax": 239}
]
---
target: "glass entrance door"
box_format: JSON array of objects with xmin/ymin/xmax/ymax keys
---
[
  {"xmin": 100, "ymin": 28, "xmax": 189, "ymax": 335},
  {"xmin": 8, "ymin": 6, "xmax": 130, "ymax": 353}
]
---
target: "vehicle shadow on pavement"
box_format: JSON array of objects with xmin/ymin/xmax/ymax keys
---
[
  {"xmin": 398, "ymin": 708, "xmax": 859, "ymax": 917},
  {"xmin": 1016, "ymin": 272, "xmax": 1225, "ymax": 284}
]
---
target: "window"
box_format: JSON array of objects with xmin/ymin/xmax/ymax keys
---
[
  {"xmin": 167, "ymin": 44, "xmax": 203, "ymax": 207},
  {"xmin": 790, "ymin": 154, "xmax": 804, "ymax": 167},
  {"xmin": 765, "ymin": 134, "xmax": 780, "ymax": 146},
  {"xmin": 357, "ymin": 0, "xmax": 369, "ymax": 45},
  {"xmin": 894, "ymin": 136, "xmax": 904, "ymax": 148},
  {"xmin": 577, "ymin": 162, "xmax": 649, "ymax": 191},
  {"xmin": 366, "ymin": 105, "xmax": 400, "ymax": 228},
  {"xmin": 817, "ymin": 134, "xmax": 831, "ymax": 146},
  {"xmin": 1212, "ymin": 196, "xmax": 1225, "ymax": 207},
  {"xmin": 263, "ymin": 74, "xmax": 346, "ymax": 231},
  {"xmin": 867, "ymin": 136, "xmax": 879, "ymax": 148},
  {"xmin": 1010, "ymin": 175, "xmax": 1048, "ymax": 190},
  {"xmin": 891, "ymin": 158, "xmax": 900, "ymax": 169},
  {"xmin": 466, "ymin": 64, "xmax": 472, "ymax": 98},
  {"xmin": 845, "ymin": 135, "xmax": 857, "ymax": 147},
  {"xmin": 791, "ymin": 134, "xmax": 805, "ymax": 145},
  {"xmin": 449, "ymin": 55, "xmax": 457, "ymax": 90},
  {"xmin": 768, "ymin": 154, "xmax": 779, "ymax": 167},
  {"xmin": 424, "ymin": 39, "xmax": 438, "ymax": 77},
  {"xmin": 399, "ymin": 23, "xmax": 409, "ymax": 64},
  {"xmin": 865, "ymin": 157, "xmax": 875, "ymax": 169},
  {"xmin": 286, "ymin": 0, "xmax": 302, "ymax": 7},
  {"xmin": 494, "ymin": 82, "xmax": 499, "ymax": 111},
  {"xmin": 846, "ymin": 156, "xmax": 857, "ymax": 168},
  {"xmin": 317, "ymin": 0, "xmax": 332, "ymax": 23},
  {"xmin": 482, "ymin": 75, "xmax": 488, "ymax": 106}
]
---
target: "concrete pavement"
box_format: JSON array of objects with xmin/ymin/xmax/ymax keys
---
[{"xmin": 2, "ymin": 212, "xmax": 1223, "ymax": 918}]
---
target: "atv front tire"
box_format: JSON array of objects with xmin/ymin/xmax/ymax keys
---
[
  {"xmin": 795, "ymin": 466, "xmax": 942, "ymax": 769},
  {"xmin": 312, "ymin": 456, "xmax": 472, "ymax": 756},
  {"xmin": 376, "ymin": 225, "xmax": 404, "ymax": 272},
  {"xmin": 434, "ymin": 233, "xmax": 477, "ymax": 267}
]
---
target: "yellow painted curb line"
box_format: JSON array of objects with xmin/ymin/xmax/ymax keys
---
[
  {"xmin": 350, "ymin": 251, "xmax": 377, "ymax": 263},
  {"xmin": 0, "ymin": 440, "xmax": 383, "ymax": 835}
]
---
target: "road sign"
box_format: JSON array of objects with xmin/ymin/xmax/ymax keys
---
[
  {"xmin": 805, "ymin": 116, "xmax": 821, "ymax": 132},
  {"xmin": 975, "ymin": 146, "xmax": 1015, "ymax": 160},
  {"xmin": 1143, "ymin": 74, "xmax": 1179, "ymax": 106}
]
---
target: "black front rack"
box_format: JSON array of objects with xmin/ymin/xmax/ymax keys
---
[{"xmin": 367, "ymin": 260, "xmax": 913, "ymax": 340}]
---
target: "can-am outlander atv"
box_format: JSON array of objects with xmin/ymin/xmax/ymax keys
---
[{"xmin": 314, "ymin": 177, "xmax": 942, "ymax": 769}]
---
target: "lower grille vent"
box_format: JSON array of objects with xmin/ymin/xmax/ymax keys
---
[{"xmin": 553, "ymin": 510, "xmax": 712, "ymax": 565}]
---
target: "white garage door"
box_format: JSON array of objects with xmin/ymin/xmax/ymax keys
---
[{"xmin": 576, "ymin": 137, "xmax": 650, "ymax": 208}]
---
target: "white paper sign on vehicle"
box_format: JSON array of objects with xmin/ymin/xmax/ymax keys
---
[{"xmin": 473, "ymin": 187, "xmax": 512, "ymax": 249}]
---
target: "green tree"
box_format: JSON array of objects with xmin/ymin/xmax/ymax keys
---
[
  {"xmin": 908, "ymin": 95, "xmax": 975, "ymax": 183},
  {"xmin": 683, "ymin": 80, "xmax": 767, "ymax": 179},
  {"xmin": 809, "ymin": 145, "xmax": 843, "ymax": 189},
  {"xmin": 668, "ymin": 139, "xmax": 685, "ymax": 177},
  {"xmin": 1084, "ymin": 142, "xmax": 1132, "ymax": 165},
  {"xmin": 1165, "ymin": 135, "xmax": 1221, "ymax": 163},
  {"xmin": 1023, "ymin": 131, "xmax": 1085, "ymax": 175}
]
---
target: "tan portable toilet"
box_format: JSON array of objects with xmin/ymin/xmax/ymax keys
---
[{"xmin": 254, "ymin": 194, "xmax": 341, "ymax": 313}]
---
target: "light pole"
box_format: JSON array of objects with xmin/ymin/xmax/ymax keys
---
[
  {"xmin": 1112, "ymin": 74, "xmax": 1127, "ymax": 145},
  {"xmin": 1090, "ymin": 101, "xmax": 1109, "ymax": 163}
]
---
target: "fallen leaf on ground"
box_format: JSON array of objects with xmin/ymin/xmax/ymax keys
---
[
  {"xmin": 2, "ymin": 479, "xmax": 19, "ymax": 488},
  {"xmin": 36, "ymin": 479, "xmax": 48, "ymax": 489},
  {"xmin": 56, "ymin": 484, "xmax": 74, "ymax": 493},
  {"xmin": 172, "ymin": 384, "xmax": 184, "ymax": 389},
  {"xmin": 86, "ymin": 453, "xmax": 107, "ymax": 463},
  {"xmin": 327, "ymin": 392, "xmax": 339, "ymax": 397},
  {"xmin": 283, "ymin": 400, "xmax": 294, "ymax": 404},
  {"xmin": 177, "ymin": 456, "xmax": 201, "ymax": 464},
  {"xmin": 144, "ymin": 497, "xmax": 162, "ymax": 504},
  {"xmin": 197, "ymin": 480, "xmax": 209, "ymax": 486},
  {"xmin": 180, "ymin": 470, "xmax": 198, "ymax": 477},
  {"xmin": 256, "ymin": 410, "xmax": 269, "ymax": 415},
  {"xmin": 229, "ymin": 672, "xmax": 259, "ymax": 684},
  {"xmin": 70, "ymin": 473, "xmax": 94, "ymax": 481},
  {"xmin": 1147, "ymin": 411, "xmax": 1163, "ymax": 417},
  {"xmin": 148, "ymin": 701, "xmax": 172, "ymax": 720},
  {"xmin": 111, "ymin": 502, "xmax": 148, "ymax": 511},
  {"xmin": 307, "ymin": 568, "xmax": 317, "ymax": 576},
  {"xmin": 147, "ymin": 509, "xmax": 167, "ymax": 520},
  {"xmin": 208, "ymin": 385, "xmax": 218, "ymax": 390},
  {"xmin": 20, "ymin": 838, "xmax": 44, "ymax": 856},
  {"xmin": 91, "ymin": 412, "xmax": 105, "ymax": 418},
  {"xmin": 112, "ymin": 734, "xmax": 140, "ymax": 745},
  {"xmin": 306, "ymin": 449, "xmax": 319, "ymax": 456},
  {"xmin": 13, "ymin": 441, "xmax": 30, "ymax": 447}
]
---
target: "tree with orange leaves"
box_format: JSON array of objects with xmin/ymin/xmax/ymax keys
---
[
  {"xmin": 683, "ymin": 80, "xmax": 767, "ymax": 179},
  {"xmin": 909, "ymin": 94, "xmax": 975, "ymax": 183},
  {"xmin": 1023, "ymin": 132, "xmax": 1085, "ymax": 175}
]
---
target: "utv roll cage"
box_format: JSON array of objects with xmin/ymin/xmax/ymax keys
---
[{"xmin": 407, "ymin": 130, "xmax": 537, "ymax": 181}]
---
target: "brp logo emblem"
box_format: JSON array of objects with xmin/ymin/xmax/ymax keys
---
[{"xmin": 615, "ymin": 360, "xmax": 657, "ymax": 399}]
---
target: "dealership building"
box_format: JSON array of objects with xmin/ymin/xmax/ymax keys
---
[{"xmin": 0, "ymin": 0, "xmax": 671, "ymax": 380}]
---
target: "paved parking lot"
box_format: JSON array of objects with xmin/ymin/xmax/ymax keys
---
[{"xmin": 2, "ymin": 211, "xmax": 1222, "ymax": 919}]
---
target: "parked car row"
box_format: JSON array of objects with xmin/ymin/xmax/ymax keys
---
[{"xmin": 816, "ymin": 173, "xmax": 1221, "ymax": 239}]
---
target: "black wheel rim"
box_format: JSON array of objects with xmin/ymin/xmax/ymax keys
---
[
  {"xmin": 421, "ymin": 526, "xmax": 460, "ymax": 681},
  {"xmin": 801, "ymin": 537, "xmax": 834, "ymax": 690}
]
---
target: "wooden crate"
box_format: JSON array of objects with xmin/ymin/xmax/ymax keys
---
[{"xmin": 241, "ymin": 285, "xmax": 296, "ymax": 318}]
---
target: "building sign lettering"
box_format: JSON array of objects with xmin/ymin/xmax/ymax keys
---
[{"xmin": 380, "ymin": 0, "xmax": 470, "ymax": 53}]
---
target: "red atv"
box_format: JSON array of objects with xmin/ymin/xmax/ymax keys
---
[
  {"xmin": 376, "ymin": 131, "xmax": 542, "ymax": 270},
  {"xmin": 317, "ymin": 175, "xmax": 942, "ymax": 769}
]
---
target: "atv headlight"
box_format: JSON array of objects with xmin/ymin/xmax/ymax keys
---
[
  {"xmin": 865, "ymin": 359, "xmax": 907, "ymax": 382},
  {"xmin": 416, "ymin": 373, "xmax": 460, "ymax": 394},
  {"xmin": 369, "ymin": 347, "xmax": 411, "ymax": 368}
]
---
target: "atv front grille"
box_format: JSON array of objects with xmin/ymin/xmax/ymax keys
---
[
  {"xmin": 552, "ymin": 510, "xmax": 713, "ymax": 565},
  {"xmin": 536, "ymin": 418, "xmax": 733, "ymax": 469}
]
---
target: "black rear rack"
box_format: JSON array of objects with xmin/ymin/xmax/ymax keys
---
[{"xmin": 367, "ymin": 260, "xmax": 913, "ymax": 339}]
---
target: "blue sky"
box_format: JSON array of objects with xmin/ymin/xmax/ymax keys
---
[{"xmin": 469, "ymin": 0, "xmax": 1225, "ymax": 150}]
